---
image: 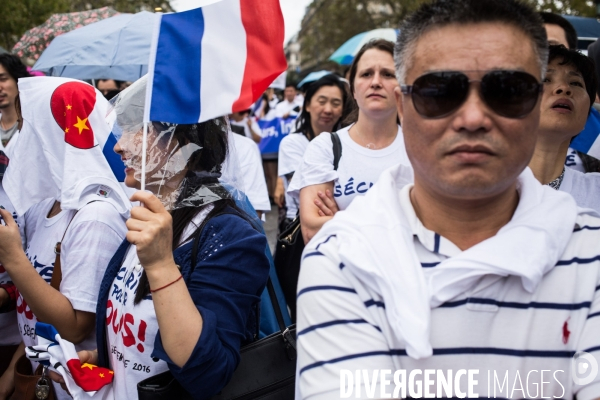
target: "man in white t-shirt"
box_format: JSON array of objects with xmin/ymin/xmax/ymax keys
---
[
  {"xmin": 295, "ymin": 1, "xmax": 600, "ymax": 399},
  {"xmin": 275, "ymin": 84, "xmax": 302, "ymax": 119}
]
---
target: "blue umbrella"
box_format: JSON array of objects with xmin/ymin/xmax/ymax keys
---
[
  {"xmin": 297, "ymin": 70, "xmax": 333, "ymax": 89},
  {"xmin": 33, "ymin": 11, "xmax": 155, "ymax": 81},
  {"xmin": 329, "ymin": 28, "xmax": 399, "ymax": 65}
]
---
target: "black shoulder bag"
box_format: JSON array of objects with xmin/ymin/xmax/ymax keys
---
[
  {"xmin": 274, "ymin": 131, "xmax": 342, "ymax": 322},
  {"xmin": 138, "ymin": 211, "xmax": 297, "ymax": 400}
]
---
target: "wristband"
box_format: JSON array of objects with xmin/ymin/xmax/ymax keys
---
[{"xmin": 150, "ymin": 274, "xmax": 183, "ymax": 293}]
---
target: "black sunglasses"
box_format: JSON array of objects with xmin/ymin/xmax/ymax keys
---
[{"xmin": 401, "ymin": 70, "xmax": 542, "ymax": 119}]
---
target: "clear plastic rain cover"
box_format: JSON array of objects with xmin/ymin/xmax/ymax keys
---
[{"xmin": 108, "ymin": 75, "xmax": 245, "ymax": 211}]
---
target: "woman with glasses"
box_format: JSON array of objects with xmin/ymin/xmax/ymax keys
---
[
  {"xmin": 529, "ymin": 45, "xmax": 600, "ymax": 212},
  {"xmin": 288, "ymin": 40, "xmax": 411, "ymax": 244}
]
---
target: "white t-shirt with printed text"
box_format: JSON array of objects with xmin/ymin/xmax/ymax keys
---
[
  {"xmin": 107, "ymin": 206, "xmax": 212, "ymax": 400},
  {"xmin": 16, "ymin": 198, "xmax": 125, "ymax": 399},
  {"xmin": 288, "ymin": 125, "xmax": 410, "ymax": 211}
]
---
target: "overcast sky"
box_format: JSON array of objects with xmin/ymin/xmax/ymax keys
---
[{"xmin": 170, "ymin": 0, "xmax": 313, "ymax": 44}]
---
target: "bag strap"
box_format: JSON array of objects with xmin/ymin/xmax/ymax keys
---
[
  {"xmin": 331, "ymin": 131, "xmax": 342, "ymax": 171},
  {"xmin": 188, "ymin": 208, "xmax": 295, "ymax": 354},
  {"xmin": 50, "ymin": 210, "xmax": 79, "ymax": 291}
]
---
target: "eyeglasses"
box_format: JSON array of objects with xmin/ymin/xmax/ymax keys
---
[{"xmin": 401, "ymin": 70, "xmax": 542, "ymax": 119}]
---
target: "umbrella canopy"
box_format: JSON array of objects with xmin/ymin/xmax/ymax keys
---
[
  {"xmin": 297, "ymin": 70, "xmax": 334, "ymax": 89},
  {"xmin": 12, "ymin": 7, "xmax": 119, "ymax": 61},
  {"xmin": 33, "ymin": 11, "xmax": 154, "ymax": 82},
  {"xmin": 329, "ymin": 28, "xmax": 399, "ymax": 65}
]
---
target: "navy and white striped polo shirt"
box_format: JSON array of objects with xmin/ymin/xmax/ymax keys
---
[{"xmin": 296, "ymin": 208, "xmax": 600, "ymax": 399}]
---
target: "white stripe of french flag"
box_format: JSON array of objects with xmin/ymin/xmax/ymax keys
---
[{"xmin": 145, "ymin": 0, "xmax": 287, "ymax": 125}]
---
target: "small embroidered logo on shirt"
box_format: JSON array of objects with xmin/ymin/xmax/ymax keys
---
[
  {"xmin": 562, "ymin": 319, "xmax": 571, "ymax": 344},
  {"xmin": 96, "ymin": 185, "xmax": 111, "ymax": 198}
]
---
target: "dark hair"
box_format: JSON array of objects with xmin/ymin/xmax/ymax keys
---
[
  {"xmin": 539, "ymin": 12, "xmax": 578, "ymax": 50},
  {"xmin": 134, "ymin": 118, "xmax": 256, "ymax": 304},
  {"xmin": 345, "ymin": 39, "xmax": 395, "ymax": 125},
  {"xmin": 547, "ymin": 45, "xmax": 597, "ymax": 113},
  {"xmin": 394, "ymin": 0, "xmax": 548, "ymax": 84},
  {"xmin": 0, "ymin": 54, "xmax": 31, "ymax": 82},
  {"xmin": 260, "ymin": 92, "xmax": 271, "ymax": 116},
  {"xmin": 295, "ymin": 74, "xmax": 352, "ymax": 140},
  {"xmin": 285, "ymin": 83, "xmax": 296, "ymax": 90}
]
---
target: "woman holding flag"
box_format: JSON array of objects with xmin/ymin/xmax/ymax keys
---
[
  {"xmin": 74, "ymin": 77, "xmax": 270, "ymax": 399},
  {"xmin": 0, "ymin": 77, "xmax": 131, "ymax": 400}
]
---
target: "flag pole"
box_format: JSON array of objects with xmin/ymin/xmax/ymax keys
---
[
  {"xmin": 140, "ymin": 122, "xmax": 148, "ymax": 192},
  {"xmin": 141, "ymin": 12, "xmax": 162, "ymax": 194}
]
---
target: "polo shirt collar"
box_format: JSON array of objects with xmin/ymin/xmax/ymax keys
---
[{"xmin": 398, "ymin": 184, "xmax": 462, "ymax": 258}]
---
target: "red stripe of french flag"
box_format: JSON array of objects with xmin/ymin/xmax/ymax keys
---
[{"xmin": 232, "ymin": 0, "xmax": 287, "ymax": 111}]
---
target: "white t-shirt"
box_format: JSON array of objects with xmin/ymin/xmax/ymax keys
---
[
  {"xmin": 229, "ymin": 116, "xmax": 262, "ymax": 141},
  {"xmin": 0, "ymin": 185, "xmax": 23, "ymax": 346},
  {"xmin": 278, "ymin": 133, "xmax": 310, "ymax": 219},
  {"xmin": 107, "ymin": 205, "xmax": 212, "ymax": 400},
  {"xmin": 275, "ymin": 100, "xmax": 301, "ymax": 119},
  {"xmin": 221, "ymin": 132, "xmax": 270, "ymax": 213},
  {"xmin": 288, "ymin": 125, "xmax": 410, "ymax": 211},
  {"xmin": 560, "ymin": 167, "xmax": 600, "ymax": 213},
  {"xmin": 17, "ymin": 198, "xmax": 125, "ymax": 399},
  {"xmin": 565, "ymin": 147, "xmax": 586, "ymax": 173}
]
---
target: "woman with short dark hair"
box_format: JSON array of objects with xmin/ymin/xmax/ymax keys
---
[{"xmin": 529, "ymin": 45, "xmax": 600, "ymax": 212}]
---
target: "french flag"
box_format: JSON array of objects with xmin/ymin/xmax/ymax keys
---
[
  {"xmin": 146, "ymin": 0, "xmax": 287, "ymax": 124},
  {"xmin": 571, "ymin": 107, "xmax": 600, "ymax": 159}
]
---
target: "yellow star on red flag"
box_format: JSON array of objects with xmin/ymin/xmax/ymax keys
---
[
  {"xmin": 73, "ymin": 116, "xmax": 89, "ymax": 135},
  {"xmin": 66, "ymin": 104, "xmax": 72, "ymax": 110}
]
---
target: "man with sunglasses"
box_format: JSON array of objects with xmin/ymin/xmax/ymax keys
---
[{"xmin": 295, "ymin": 0, "xmax": 600, "ymax": 399}]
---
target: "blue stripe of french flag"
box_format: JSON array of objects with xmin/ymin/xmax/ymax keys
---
[
  {"xmin": 145, "ymin": 0, "xmax": 287, "ymax": 124},
  {"xmin": 571, "ymin": 107, "xmax": 600, "ymax": 159}
]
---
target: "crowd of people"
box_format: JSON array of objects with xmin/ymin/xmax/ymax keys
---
[{"xmin": 0, "ymin": 0, "xmax": 599, "ymax": 398}]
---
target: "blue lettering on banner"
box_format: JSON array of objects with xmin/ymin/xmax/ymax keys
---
[{"xmin": 258, "ymin": 116, "xmax": 297, "ymax": 154}]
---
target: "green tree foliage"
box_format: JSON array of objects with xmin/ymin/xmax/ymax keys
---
[
  {"xmin": 525, "ymin": 0, "xmax": 595, "ymax": 16},
  {"xmin": 298, "ymin": 0, "xmax": 597, "ymax": 71},
  {"xmin": 1, "ymin": 0, "xmax": 171, "ymax": 52}
]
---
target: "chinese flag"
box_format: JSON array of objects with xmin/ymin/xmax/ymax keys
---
[{"xmin": 65, "ymin": 360, "xmax": 114, "ymax": 392}]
